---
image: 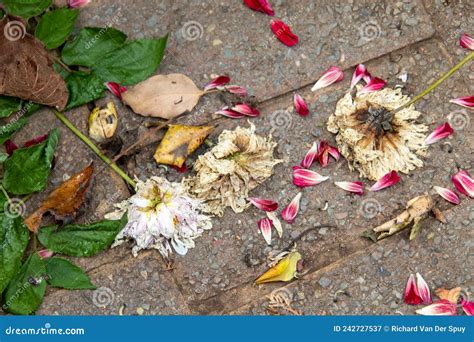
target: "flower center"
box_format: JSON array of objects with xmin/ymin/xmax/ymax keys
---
[{"xmin": 356, "ymin": 104, "xmax": 394, "ymax": 137}]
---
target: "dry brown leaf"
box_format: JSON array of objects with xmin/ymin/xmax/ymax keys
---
[
  {"xmin": 0, "ymin": 16, "xmax": 69, "ymax": 110},
  {"xmin": 435, "ymin": 287, "xmax": 462, "ymax": 304},
  {"xmin": 122, "ymin": 73, "xmax": 204, "ymax": 119},
  {"xmin": 25, "ymin": 164, "xmax": 93, "ymax": 233},
  {"xmin": 154, "ymin": 124, "xmax": 214, "ymax": 168}
]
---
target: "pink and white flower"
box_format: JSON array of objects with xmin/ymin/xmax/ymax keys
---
[
  {"xmin": 404, "ymin": 273, "xmax": 432, "ymax": 305},
  {"xmin": 271, "ymin": 19, "xmax": 298, "ymax": 47},
  {"xmin": 334, "ymin": 181, "xmax": 364, "ymax": 195},
  {"xmin": 243, "ymin": 0, "xmax": 275, "ymax": 16},
  {"xmin": 105, "ymin": 82, "xmax": 127, "ymax": 100},
  {"xmin": 350, "ymin": 64, "xmax": 369, "ymax": 89},
  {"xmin": 434, "ymin": 186, "xmax": 460, "ymax": 205},
  {"xmin": 258, "ymin": 218, "xmax": 273, "ymax": 245},
  {"xmin": 225, "ymin": 85, "xmax": 248, "ymax": 97},
  {"xmin": 281, "ymin": 192, "xmax": 302, "ymax": 224},
  {"xmin": 424, "ymin": 122, "xmax": 454, "ymax": 145},
  {"xmin": 68, "ymin": 0, "xmax": 91, "ymax": 8},
  {"xmin": 370, "ymin": 170, "xmax": 400, "ymax": 191},
  {"xmin": 449, "ymin": 96, "xmax": 474, "ymax": 108},
  {"xmin": 292, "ymin": 166, "xmax": 329, "ymax": 188},
  {"xmin": 300, "ymin": 142, "xmax": 318, "ymax": 169},
  {"xmin": 231, "ymin": 103, "xmax": 260, "ymax": 117},
  {"xmin": 38, "ymin": 249, "xmax": 54, "ymax": 259},
  {"xmin": 311, "ymin": 66, "xmax": 344, "ymax": 91},
  {"xmin": 452, "ymin": 170, "xmax": 474, "ymax": 198},
  {"xmin": 461, "ymin": 299, "xmax": 474, "ymax": 316},
  {"xmin": 359, "ymin": 77, "xmax": 386, "ymax": 94},
  {"xmin": 249, "ymin": 197, "xmax": 278, "ymax": 212}
]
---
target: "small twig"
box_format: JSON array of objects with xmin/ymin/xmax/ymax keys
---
[{"xmin": 50, "ymin": 55, "xmax": 73, "ymax": 73}]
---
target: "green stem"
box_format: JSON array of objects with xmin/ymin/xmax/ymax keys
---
[
  {"xmin": 392, "ymin": 51, "xmax": 474, "ymax": 113},
  {"xmin": 53, "ymin": 110, "xmax": 137, "ymax": 188}
]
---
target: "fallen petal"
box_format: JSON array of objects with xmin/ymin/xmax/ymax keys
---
[
  {"xmin": 460, "ymin": 33, "xmax": 474, "ymax": 50},
  {"xmin": 204, "ymin": 75, "xmax": 231, "ymax": 91},
  {"xmin": 225, "ymin": 85, "xmax": 248, "ymax": 97},
  {"xmin": 449, "ymin": 95, "xmax": 474, "ymax": 108},
  {"xmin": 311, "ymin": 66, "xmax": 344, "ymax": 91},
  {"xmin": 350, "ymin": 64, "xmax": 368, "ymax": 89},
  {"xmin": 232, "ymin": 103, "xmax": 260, "ymax": 117},
  {"xmin": 23, "ymin": 134, "xmax": 48, "ymax": 148},
  {"xmin": 258, "ymin": 218, "xmax": 273, "ymax": 245},
  {"xmin": 452, "ymin": 170, "xmax": 474, "ymax": 198},
  {"xmin": 424, "ymin": 122, "xmax": 454, "ymax": 145},
  {"xmin": 255, "ymin": 251, "xmax": 302, "ymax": 284},
  {"xmin": 416, "ymin": 272, "xmax": 432, "ymax": 304},
  {"xmin": 293, "ymin": 166, "xmax": 329, "ymax": 188},
  {"xmin": 105, "ymin": 82, "xmax": 127, "ymax": 100},
  {"xmin": 461, "ymin": 299, "xmax": 474, "ymax": 316},
  {"xmin": 294, "ymin": 94, "xmax": 310, "ymax": 116},
  {"xmin": 281, "ymin": 192, "xmax": 302, "ymax": 224},
  {"xmin": 300, "ymin": 142, "xmax": 318, "ymax": 169},
  {"xmin": 327, "ymin": 146, "xmax": 341, "ymax": 161},
  {"xmin": 249, "ymin": 197, "xmax": 278, "ymax": 212},
  {"xmin": 38, "ymin": 249, "xmax": 54, "ymax": 259},
  {"xmin": 4, "ymin": 140, "xmax": 18, "ymax": 155},
  {"xmin": 359, "ymin": 77, "xmax": 386, "ymax": 94},
  {"xmin": 416, "ymin": 300, "xmax": 457, "ymax": 316},
  {"xmin": 434, "ymin": 186, "xmax": 460, "ymax": 205},
  {"xmin": 267, "ymin": 211, "xmax": 283, "ymax": 238},
  {"xmin": 68, "ymin": 0, "xmax": 90, "ymax": 8},
  {"xmin": 271, "ymin": 19, "xmax": 298, "ymax": 47},
  {"xmin": 243, "ymin": 0, "xmax": 275, "ymax": 16},
  {"xmin": 215, "ymin": 107, "xmax": 246, "ymax": 119},
  {"xmin": 317, "ymin": 141, "xmax": 329, "ymax": 167},
  {"xmin": 404, "ymin": 274, "xmax": 422, "ymax": 305},
  {"xmin": 334, "ymin": 181, "xmax": 364, "ymax": 195},
  {"xmin": 370, "ymin": 170, "xmax": 400, "ymax": 191}
]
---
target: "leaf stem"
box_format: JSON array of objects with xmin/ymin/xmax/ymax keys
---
[
  {"xmin": 392, "ymin": 51, "xmax": 474, "ymax": 113},
  {"xmin": 53, "ymin": 110, "xmax": 137, "ymax": 188}
]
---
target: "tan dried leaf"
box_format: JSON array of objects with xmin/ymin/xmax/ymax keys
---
[
  {"xmin": 435, "ymin": 287, "xmax": 462, "ymax": 304},
  {"xmin": 122, "ymin": 73, "xmax": 204, "ymax": 119}
]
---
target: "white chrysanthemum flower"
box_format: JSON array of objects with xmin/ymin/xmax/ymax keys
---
[
  {"xmin": 106, "ymin": 177, "xmax": 212, "ymax": 257},
  {"xmin": 327, "ymin": 86, "xmax": 428, "ymax": 180}
]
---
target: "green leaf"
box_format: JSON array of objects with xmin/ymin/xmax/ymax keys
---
[
  {"xmin": 66, "ymin": 71, "xmax": 106, "ymax": 109},
  {"xmin": 45, "ymin": 257, "xmax": 95, "ymax": 290},
  {"xmin": 2, "ymin": 129, "xmax": 59, "ymax": 195},
  {"xmin": 62, "ymin": 27, "xmax": 127, "ymax": 67},
  {"xmin": 0, "ymin": 117, "xmax": 28, "ymax": 145},
  {"xmin": 93, "ymin": 36, "xmax": 168, "ymax": 85},
  {"xmin": 0, "ymin": 214, "xmax": 30, "ymax": 293},
  {"xmin": 0, "ymin": 96, "xmax": 21, "ymax": 118},
  {"xmin": 35, "ymin": 8, "xmax": 79, "ymax": 49},
  {"xmin": 4, "ymin": 253, "xmax": 46, "ymax": 315},
  {"xmin": 3, "ymin": 0, "xmax": 52, "ymax": 19},
  {"xmin": 38, "ymin": 214, "xmax": 128, "ymax": 257},
  {"xmin": 0, "ymin": 152, "xmax": 8, "ymax": 163}
]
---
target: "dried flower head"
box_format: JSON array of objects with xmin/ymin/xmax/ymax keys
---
[
  {"xmin": 184, "ymin": 123, "xmax": 282, "ymax": 216},
  {"xmin": 106, "ymin": 177, "xmax": 212, "ymax": 257},
  {"xmin": 327, "ymin": 86, "xmax": 428, "ymax": 180}
]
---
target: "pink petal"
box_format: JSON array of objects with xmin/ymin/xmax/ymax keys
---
[
  {"xmin": 362, "ymin": 71, "xmax": 372, "ymax": 83},
  {"xmin": 271, "ymin": 19, "xmax": 298, "ymax": 47},
  {"xmin": 350, "ymin": 64, "xmax": 368, "ymax": 89},
  {"xmin": 243, "ymin": 0, "xmax": 275, "ymax": 16},
  {"xmin": 257, "ymin": 218, "xmax": 273, "ymax": 245},
  {"xmin": 249, "ymin": 197, "xmax": 278, "ymax": 212},
  {"xmin": 370, "ymin": 170, "xmax": 400, "ymax": 191},
  {"xmin": 215, "ymin": 107, "xmax": 246, "ymax": 119},
  {"xmin": 4, "ymin": 140, "xmax": 18, "ymax": 155},
  {"xmin": 359, "ymin": 77, "xmax": 386, "ymax": 94},
  {"xmin": 225, "ymin": 85, "xmax": 248, "ymax": 97},
  {"xmin": 23, "ymin": 134, "xmax": 48, "ymax": 148},
  {"xmin": 231, "ymin": 103, "xmax": 260, "ymax": 117},
  {"xmin": 204, "ymin": 75, "xmax": 231, "ymax": 91},
  {"xmin": 416, "ymin": 273, "xmax": 432, "ymax": 304},
  {"xmin": 38, "ymin": 249, "xmax": 54, "ymax": 259},
  {"xmin": 452, "ymin": 170, "xmax": 474, "ymax": 198},
  {"xmin": 293, "ymin": 94, "xmax": 310, "ymax": 116},
  {"xmin": 105, "ymin": 82, "xmax": 127, "ymax": 100},
  {"xmin": 292, "ymin": 166, "xmax": 329, "ymax": 188},
  {"xmin": 449, "ymin": 95, "xmax": 474, "ymax": 108},
  {"xmin": 281, "ymin": 192, "xmax": 302, "ymax": 224},
  {"xmin": 434, "ymin": 186, "xmax": 460, "ymax": 205},
  {"xmin": 460, "ymin": 33, "xmax": 474, "ymax": 50},
  {"xmin": 404, "ymin": 274, "xmax": 423, "ymax": 305},
  {"xmin": 327, "ymin": 146, "xmax": 341, "ymax": 161},
  {"xmin": 461, "ymin": 299, "xmax": 474, "ymax": 316},
  {"xmin": 334, "ymin": 181, "xmax": 364, "ymax": 195},
  {"xmin": 424, "ymin": 122, "xmax": 454, "ymax": 145},
  {"xmin": 317, "ymin": 141, "xmax": 329, "ymax": 167},
  {"xmin": 311, "ymin": 66, "xmax": 344, "ymax": 91},
  {"xmin": 68, "ymin": 0, "xmax": 90, "ymax": 8},
  {"xmin": 300, "ymin": 142, "xmax": 318, "ymax": 169},
  {"xmin": 416, "ymin": 300, "xmax": 457, "ymax": 316}
]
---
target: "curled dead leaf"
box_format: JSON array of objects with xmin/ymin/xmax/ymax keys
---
[
  {"xmin": 0, "ymin": 16, "xmax": 68, "ymax": 110},
  {"xmin": 255, "ymin": 251, "xmax": 302, "ymax": 285},
  {"xmin": 122, "ymin": 73, "xmax": 204, "ymax": 119},
  {"xmin": 154, "ymin": 124, "xmax": 214, "ymax": 168},
  {"xmin": 88, "ymin": 102, "xmax": 118, "ymax": 142},
  {"xmin": 25, "ymin": 164, "xmax": 93, "ymax": 233},
  {"xmin": 435, "ymin": 287, "xmax": 462, "ymax": 304}
]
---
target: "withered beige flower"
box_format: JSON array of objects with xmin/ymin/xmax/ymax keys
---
[
  {"xmin": 327, "ymin": 86, "xmax": 428, "ymax": 180},
  {"xmin": 184, "ymin": 122, "xmax": 282, "ymax": 216}
]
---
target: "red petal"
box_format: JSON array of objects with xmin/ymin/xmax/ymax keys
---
[
  {"xmin": 416, "ymin": 273, "xmax": 432, "ymax": 304},
  {"xmin": 281, "ymin": 192, "xmax": 302, "ymax": 224},
  {"xmin": 370, "ymin": 170, "xmax": 400, "ymax": 191},
  {"xmin": 225, "ymin": 85, "xmax": 248, "ymax": 97},
  {"xmin": 350, "ymin": 64, "xmax": 368, "ymax": 89},
  {"xmin": 434, "ymin": 186, "xmax": 460, "ymax": 205},
  {"xmin": 452, "ymin": 170, "xmax": 474, "ymax": 198},
  {"xmin": 292, "ymin": 166, "xmax": 329, "ymax": 188},
  {"xmin": 449, "ymin": 96, "xmax": 474, "ymax": 108},
  {"xmin": 216, "ymin": 107, "xmax": 246, "ymax": 119},
  {"xmin": 232, "ymin": 103, "xmax": 260, "ymax": 117},
  {"xmin": 171, "ymin": 164, "xmax": 188, "ymax": 173},
  {"xmin": 271, "ymin": 19, "xmax": 298, "ymax": 47},
  {"xmin": 311, "ymin": 66, "xmax": 344, "ymax": 91},
  {"xmin": 204, "ymin": 75, "xmax": 231, "ymax": 91},
  {"xmin": 404, "ymin": 274, "xmax": 422, "ymax": 305},
  {"xmin": 4, "ymin": 140, "xmax": 18, "ymax": 155},
  {"xmin": 424, "ymin": 122, "xmax": 454, "ymax": 145},
  {"xmin": 293, "ymin": 94, "xmax": 310, "ymax": 116},
  {"xmin": 38, "ymin": 249, "xmax": 54, "ymax": 259},
  {"xmin": 461, "ymin": 299, "xmax": 474, "ymax": 316},
  {"xmin": 105, "ymin": 82, "xmax": 127, "ymax": 100},
  {"xmin": 23, "ymin": 134, "xmax": 48, "ymax": 148},
  {"xmin": 257, "ymin": 218, "xmax": 273, "ymax": 245},
  {"xmin": 334, "ymin": 181, "xmax": 364, "ymax": 195},
  {"xmin": 249, "ymin": 197, "xmax": 278, "ymax": 212},
  {"xmin": 359, "ymin": 77, "xmax": 386, "ymax": 94},
  {"xmin": 243, "ymin": 0, "xmax": 275, "ymax": 16},
  {"xmin": 327, "ymin": 146, "xmax": 341, "ymax": 161},
  {"xmin": 460, "ymin": 33, "xmax": 474, "ymax": 50},
  {"xmin": 416, "ymin": 300, "xmax": 457, "ymax": 316},
  {"xmin": 300, "ymin": 142, "xmax": 318, "ymax": 169}
]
